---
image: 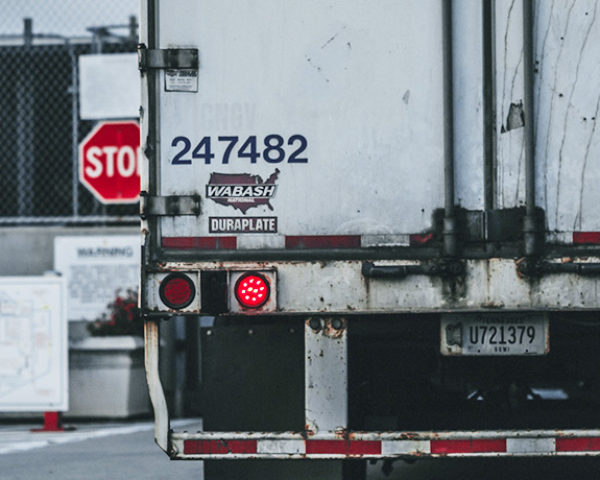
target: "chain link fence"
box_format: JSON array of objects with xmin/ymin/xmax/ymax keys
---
[{"xmin": 0, "ymin": 0, "xmax": 139, "ymax": 224}]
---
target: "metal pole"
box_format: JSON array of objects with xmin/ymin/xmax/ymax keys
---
[
  {"xmin": 146, "ymin": 0, "xmax": 162, "ymax": 259},
  {"xmin": 482, "ymin": 0, "xmax": 496, "ymax": 212},
  {"xmin": 69, "ymin": 41, "xmax": 79, "ymax": 217},
  {"xmin": 23, "ymin": 18, "xmax": 33, "ymax": 46},
  {"xmin": 442, "ymin": 0, "xmax": 457, "ymax": 257},
  {"xmin": 129, "ymin": 15, "xmax": 137, "ymax": 43},
  {"xmin": 16, "ymin": 18, "xmax": 34, "ymax": 217},
  {"xmin": 522, "ymin": 0, "xmax": 538, "ymax": 256}
]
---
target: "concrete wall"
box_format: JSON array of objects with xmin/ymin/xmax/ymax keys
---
[{"xmin": 0, "ymin": 226, "xmax": 138, "ymax": 276}]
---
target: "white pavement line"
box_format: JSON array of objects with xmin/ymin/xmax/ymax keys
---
[
  {"xmin": 0, "ymin": 419, "xmax": 201, "ymax": 455},
  {"xmin": 0, "ymin": 441, "xmax": 51, "ymax": 454}
]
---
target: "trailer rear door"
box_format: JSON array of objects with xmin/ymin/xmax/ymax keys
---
[{"xmin": 153, "ymin": 0, "xmax": 446, "ymax": 247}]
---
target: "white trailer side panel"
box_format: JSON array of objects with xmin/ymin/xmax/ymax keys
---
[{"xmin": 498, "ymin": 0, "xmax": 600, "ymax": 234}]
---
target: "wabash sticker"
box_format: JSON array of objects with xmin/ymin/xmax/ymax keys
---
[
  {"xmin": 209, "ymin": 217, "xmax": 277, "ymax": 234},
  {"xmin": 206, "ymin": 169, "xmax": 279, "ymax": 214}
]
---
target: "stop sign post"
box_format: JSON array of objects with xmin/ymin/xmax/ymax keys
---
[{"xmin": 79, "ymin": 121, "xmax": 141, "ymax": 204}]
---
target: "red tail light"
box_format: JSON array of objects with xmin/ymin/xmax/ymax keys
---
[
  {"xmin": 234, "ymin": 272, "xmax": 270, "ymax": 309},
  {"xmin": 159, "ymin": 273, "xmax": 195, "ymax": 309}
]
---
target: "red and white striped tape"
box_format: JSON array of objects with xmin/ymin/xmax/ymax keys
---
[
  {"xmin": 162, "ymin": 232, "xmax": 600, "ymax": 250},
  {"xmin": 175, "ymin": 435, "xmax": 600, "ymax": 458},
  {"xmin": 573, "ymin": 232, "xmax": 600, "ymax": 244},
  {"xmin": 162, "ymin": 234, "xmax": 433, "ymax": 250}
]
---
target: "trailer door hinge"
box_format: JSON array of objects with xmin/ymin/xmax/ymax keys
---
[
  {"xmin": 138, "ymin": 44, "xmax": 199, "ymax": 71},
  {"xmin": 140, "ymin": 193, "xmax": 201, "ymax": 218}
]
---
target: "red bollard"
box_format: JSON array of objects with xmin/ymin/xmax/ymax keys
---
[{"xmin": 31, "ymin": 411, "xmax": 65, "ymax": 432}]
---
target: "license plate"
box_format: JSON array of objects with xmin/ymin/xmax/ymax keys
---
[{"xmin": 440, "ymin": 313, "xmax": 549, "ymax": 356}]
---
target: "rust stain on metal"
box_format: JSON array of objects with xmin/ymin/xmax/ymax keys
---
[
  {"xmin": 515, "ymin": 257, "xmax": 526, "ymax": 280},
  {"xmin": 480, "ymin": 301, "xmax": 505, "ymax": 309},
  {"xmin": 334, "ymin": 428, "xmax": 352, "ymax": 440},
  {"xmin": 306, "ymin": 317, "xmax": 347, "ymax": 337},
  {"xmin": 322, "ymin": 318, "xmax": 346, "ymax": 338},
  {"xmin": 398, "ymin": 432, "xmax": 422, "ymax": 440},
  {"xmin": 411, "ymin": 451, "xmax": 428, "ymax": 457}
]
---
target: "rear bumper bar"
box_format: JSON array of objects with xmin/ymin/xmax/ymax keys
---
[
  {"xmin": 145, "ymin": 318, "xmax": 600, "ymax": 460},
  {"xmin": 170, "ymin": 430, "xmax": 600, "ymax": 459}
]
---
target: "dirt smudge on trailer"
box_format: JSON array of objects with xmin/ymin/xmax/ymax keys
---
[
  {"xmin": 321, "ymin": 33, "xmax": 339, "ymax": 50},
  {"xmin": 320, "ymin": 26, "xmax": 346, "ymax": 50},
  {"xmin": 441, "ymin": 274, "xmax": 466, "ymax": 307},
  {"xmin": 305, "ymin": 55, "xmax": 330, "ymax": 83},
  {"xmin": 398, "ymin": 432, "xmax": 423, "ymax": 441}
]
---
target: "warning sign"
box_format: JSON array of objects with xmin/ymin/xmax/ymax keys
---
[{"xmin": 54, "ymin": 236, "xmax": 139, "ymax": 321}]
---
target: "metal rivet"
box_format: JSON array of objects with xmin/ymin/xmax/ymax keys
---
[
  {"xmin": 331, "ymin": 318, "xmax": 343, "ymax": 330},
  {"xmin": 309, "ymin": 318, "xmax": 322, "ymax": 331}
]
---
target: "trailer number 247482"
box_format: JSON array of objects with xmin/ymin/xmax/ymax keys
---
[{"xmin": 170, "ymin": 135, "xmax": 308, "ymax": 165}]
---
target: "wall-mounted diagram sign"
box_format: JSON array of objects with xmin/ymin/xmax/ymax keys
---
[{"xmin": 0, "ymin": 276, "xmax": 68, "ymax": 412}]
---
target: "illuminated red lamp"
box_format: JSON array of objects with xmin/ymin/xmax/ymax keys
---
[
  {"xmin": 234, "ymin": 272, "xmax": 271, "ymax": 309},
  {"xmin": 159, "ymin": 273, "xmax": 195, "ymax": 309}
]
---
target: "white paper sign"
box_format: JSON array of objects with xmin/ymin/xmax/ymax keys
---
[
  {"xmin": 0, "ymin": 276, "xmax": 68, "ymax": 412},
  {"xmin": 54, "ymin": 236, "xmax": 139, "ymax": 321},
  {"xmin": 79, "ymin": 53, "xmax": 140, "ymax": 120}
]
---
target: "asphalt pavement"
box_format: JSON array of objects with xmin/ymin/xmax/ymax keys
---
[{"xmin": 0, "ymin": 419, "xmax": 203, "ymax": 480}]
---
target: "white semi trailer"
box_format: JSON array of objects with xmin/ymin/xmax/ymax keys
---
[{"xmin": 140, "ymin": 0, "xmax": 600, "ymax": 478}]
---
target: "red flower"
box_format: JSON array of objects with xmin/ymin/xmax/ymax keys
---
[{"xmin": 87, "ymin": 289, "xmax": 142, "ymax": 337}]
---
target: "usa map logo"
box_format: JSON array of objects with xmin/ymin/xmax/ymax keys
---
[{"xmin": 205, "ymin": 169, "xmax": 279, "ymax": 214}]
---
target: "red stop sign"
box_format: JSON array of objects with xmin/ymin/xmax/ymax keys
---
[{"xmin": 79, "ymin": 121, "xmax": 141, "ymax": 204}]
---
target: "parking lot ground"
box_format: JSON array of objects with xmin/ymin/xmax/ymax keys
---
[{"xmin": 0, "ymin": 418, "xmax": 204, "ymax": 480}]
